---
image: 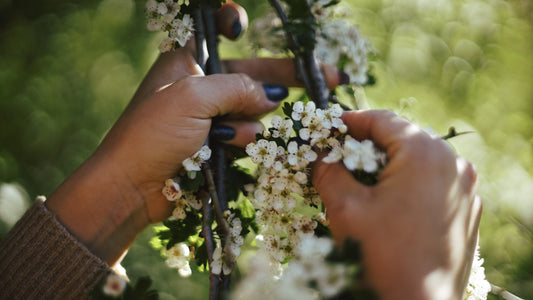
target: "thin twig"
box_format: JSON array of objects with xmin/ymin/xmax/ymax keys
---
[
  {"xmin": 441, "ymin": 127, "xmax": 475, "ymax": 140},
  {"xmin": 203, "ymin": 162, "xmax": 230, "ymax": 237},
  {"xmin": 200, "ymin": 191, "xmax": 220, "ymax": 300},
  {"xmin": 491, "ymin": 284, "xmax": 525, "ymax": 300}
]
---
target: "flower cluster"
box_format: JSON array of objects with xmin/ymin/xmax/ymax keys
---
[
  {"xmin": 162, "ymin": 146, "xmax": 210, "ymax": 220},
  {"xmin": 240, "ymin": 101, "xmax": 385, "ymax": 298},
  {"xmin": 250, "ymin": 0, "xmax": 374, "ymax": 85},
  {"xmin": 313, "ymin": 1, "xmax": 374, "ymax": 85},
  {"xmin": 211, "ymin": 213, "xmax": 244, "ymax": 275},
  {"xmin": 102, "ymin": 274, "xmax": 127, "ymax": 297},
  {"xmin": 165, "ymin": 242, "xmax": 193, "ymax": 277},
  {"xmin": 233, "ymin": 235, "xmax": 349, "ymax": 299},
  {"xmin": 145, "ymin": 0, "xmax": 194, "ymax": 52},
  {"xmin": 463, "ymin": 246, "xmax": 491, "ymax": 300}
]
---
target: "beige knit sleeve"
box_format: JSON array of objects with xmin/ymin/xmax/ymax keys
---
[{"xmin": 0, "ymin": 196, "xmax": 112, "ymax": 300}]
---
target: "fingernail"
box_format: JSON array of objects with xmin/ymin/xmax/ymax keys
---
[
  {"xmin": 263, "ymin": 84, "xmax": 289, "ymax": 102},
  {"xmin": 210, "ymin": 124, "xmax": 236, "ymax": 141},
  {"xmin": 339, "ymin": 70, "xmax": 350, "ymax": 85},
  {"xmin": 232, "ymin": 20, "xmax": 242, "ymax": 39}
]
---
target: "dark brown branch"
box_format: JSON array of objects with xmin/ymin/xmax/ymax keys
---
[
  {"xmin": 199, "ymin": 191, "xmax": 220, "ymax": 300},
  {"xmin": 194, "ymin": 2, "xmax": 232, "ymax": 297},
  {"xmin": 201, "ymin": 1, "xmax": 222, "ymax": 74},
  {"xmin": 193, "ymin": 8, "xmax": 206, "ymax": 69},
  {"xmin": 268, "ymin": 0, "xmax": 329, "ymax": 108},
  {"xmin": 268, "ymin": 0, "xmax": 313, "ymax": 97}
]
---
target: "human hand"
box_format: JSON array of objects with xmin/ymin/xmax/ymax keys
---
[
  {"xmin": 312, "ymin": 110, "xmax": 482, "ymax": 300},
  {"xmin": 46, "ymin": 1, "xmax": 346, "ymax": 265}
]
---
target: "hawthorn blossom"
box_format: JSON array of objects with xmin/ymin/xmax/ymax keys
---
[
  {"xmin": 146, "ymin": 0, "xmax": 194, "ymax": 52},
  {"xmin": 102, "ymin": 274, "xmax": 127, "ymax": 297},
  {"xmin": 182, "ymin": 145, "xmax": 211, "ymax": 171},
  {"xmin": 211, "ymin": 247, "xmax": 234, "ymax": 275},
  {"xmin": 270, "ymin": 115, "xmax": 293, "ymax": 141},
  {"xmin": 162, "ymin": 178, "xmax": 182, "ymax": 201},
  {"xmin": 169, "ymin": 14, "xmax": 194, "ymax": 47},
  {"xmin": 463, "ymin": 246, "xmax": 491, "ymax": 300},
  {"xmin": 246, "ymin": 139, "xmax": 278, "ymax": 168},
  {"xmin": 287, "ymin": 141, "xmax": 317, "ymax": 168},
  {"xmin": 291, "ymin": 101, "xmax": 316, "ymax": 125},
  {"xmin": 165, "ymin": 243, "xmax": 192, "ymax": 277},
  {"xmin": 342, "ymin": 137, "xmax": 380, "ymax": 172}
]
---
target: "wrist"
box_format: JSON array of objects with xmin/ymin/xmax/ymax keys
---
[{"xmin": 46, "ymin": 151, "xmax": 150, "ymax": 265}]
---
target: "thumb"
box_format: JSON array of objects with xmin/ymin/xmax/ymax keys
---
[{"xmin": 312, "ymin": 158, "xmax": 372, "ymax": 241}]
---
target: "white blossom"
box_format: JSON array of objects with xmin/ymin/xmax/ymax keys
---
[
  {"xmin": 182, "ymin": 145, "xmax": 211, "ymax": 171},
  {"xmin": 342, "ymin": 137, "xmax": 380, "ymax": 172},
  {"xmin": 162, "ymin": 178, "xmax": 182, "ymax": 201},
  {"xmin": 165, "ymin": 243, "xmax": 192, "ymax": 277},
  {"xmin": 463, "ymin": 246, "xmax": 491, "ymax": 300},
  {"xmin": 102, "ymin": 274, "xmax": 127, "ymax": 297}
]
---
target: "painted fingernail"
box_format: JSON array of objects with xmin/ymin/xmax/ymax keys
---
[
  {"xmin": 339, "ymin": 70, "xmax": 350, "ymax": 85},
  {"xmin": 210, "ymin": 124, "xmax": 236, "ymax": 141},
  {"xmin": 232, "ymin": 20, "xmax": 242, "ymax": 39},
  {"xmin": 263, "ymin": 84, "xmax": 289, "ymax": 102}
]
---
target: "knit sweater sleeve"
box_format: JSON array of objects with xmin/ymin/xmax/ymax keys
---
[{"xmin": 0, "ymin": 196, "xmax": 112, "ymax": 300}]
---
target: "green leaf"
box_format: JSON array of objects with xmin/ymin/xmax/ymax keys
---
[
  {"xmin": 195, "ymin": 241, "xmax": 208, "ymax": 269},
  {"xmin": 282, "ymin": 102, "xmax": 293, "ymax": 118},
  {"xmin": 225, "ymin": 164, "xmax": 255, "ymax": 202},
  {"xmin": 162, "ymin": 212, "xmax": 203, "ymax": 248},
  {"xmin": 314, "ymin": 221, "xmax": 331, "ymax": 237}
]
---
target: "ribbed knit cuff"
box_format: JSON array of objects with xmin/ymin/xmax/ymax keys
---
[{"xmin": 0, "ymin": 196, "xmax": 112, "ymax": 299}]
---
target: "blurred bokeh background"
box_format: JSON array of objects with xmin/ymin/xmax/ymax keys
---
[{"xmin": 1, "ymin": 0, "xmax": 532, "ymax": 299}]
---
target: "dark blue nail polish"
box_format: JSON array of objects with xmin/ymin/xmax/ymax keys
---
[
  {"xmin": 339, "ymin": 70, "xmax": 350, "ymax": 85},
  {"xmin": 232, "ymin": 20, "xmax": 242, "ymax": 39},
  {"xmin": 210, "ymin": 124, "xmax": 236, "ymax": 141},
  {"xmin": 263, "ymin": 84, "xmax": 289, "ymax": 102}
]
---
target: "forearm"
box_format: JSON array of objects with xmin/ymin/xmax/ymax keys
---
[
  {"xmin": 0, "ymin": 197, "xmax": 111, "ymax": 299},
  {"xmin": 46, "ymin": 150, "xmax": 150, "ymax": 265}
]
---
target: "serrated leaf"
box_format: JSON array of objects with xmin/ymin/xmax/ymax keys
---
[
  {"xmin": 162, "ymin": 213, "xmax": 203, "ymax": 248},
  {"xmin": 225, "ymin": 164, "xmax": 256, "ymax": 202},
  {"xmin": 195, "ymin": 241, "xmax": 208, "ymax": 269},
  {"xmin": 314, "ymin": 221, "xmax": 331, "ymax": 237},
  {"xmin": 282, "ymin": 102, "xmax": 293, "ymax": 117}
]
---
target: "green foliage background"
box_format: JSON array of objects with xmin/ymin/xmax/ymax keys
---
[{"xmin": 1, "ymin": 0, "xmax": 532, "ymax": 299}]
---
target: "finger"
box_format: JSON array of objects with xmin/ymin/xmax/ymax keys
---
[
  {"xmin": 215, "ymin": 1, "xmax": 248, "ymax": 40},
  {"xmin": 211, "ymin": 121, "xmax": 264, "ymax": 148},
  {"xmin": 132, "ymin": 49, "xmax": 202, "ymax": 106},
  {"xmin": 341, "ymin": 110, "xmax": 419, "ymax": 149},
  {"xmin": 169, "ymin": 73, "xmax": 283, "ymax": 120},
  {"xmin": 456, "ymin": 157, "xmax": 478, "ymax": 197},
  {"xmin": 222, "ymin": 58, "xmax": 348, "ymax": 89},
  {"xmin": 312, "ymin": 157, "xmax": 371, "ymax": 240}
]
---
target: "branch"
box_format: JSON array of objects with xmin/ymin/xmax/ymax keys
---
[
  {"xmin": 199, "ymin": 191, "xmax": 220, "ymax": 300},
  {"xmin": 193, "ymin": 7, "xmax": 206, "ymax": 69},
  {"xmin": 268, "ymin": 0, "xmax": 329, "ymax": 108},
  {"xmin": 441, "ymin": 127, "xmax": 475, "ymax": 140},
  {"xmin": 194, "ymin": 2, "xmax": 232, "ymax": 296},
  {"xmin": 491, "ymin": 284, "xmax": 525, "ymax": 300},
  {"xmin": 268, "ymin": 0, "xmax": 313, "ymax": 100}
]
